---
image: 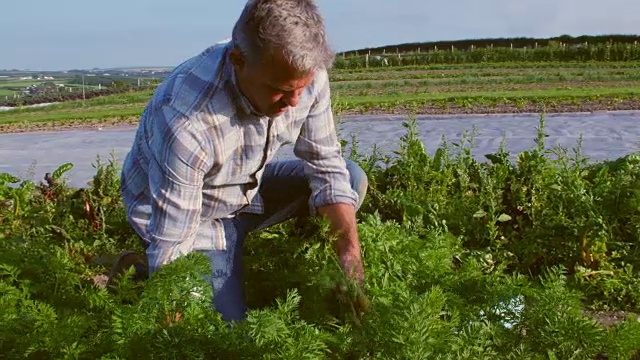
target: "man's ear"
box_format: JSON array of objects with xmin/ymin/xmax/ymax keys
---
[{"xmin": 229, "ymin": 48, "xmax": 246, "ymax": 71}]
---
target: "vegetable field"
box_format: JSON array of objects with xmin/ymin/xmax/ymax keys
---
[
  {"xmin": 2, "ymin": 116, "xmax": 640, "ymax": 359},
  {"xmin": 2, "ymin": 57, "xmax": 640, "ymax": 133},
  {"xmin": 2, "ymin": 40, "xmax": 640, "ymax": 358}
]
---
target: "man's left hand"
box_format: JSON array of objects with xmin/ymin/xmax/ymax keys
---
[
  {"xmin": 318, "ymin": 203, "xmax": 369, "ymax": 323},
  {"xmin": 317, "ymin": 203, "xmax": 365, "ymax": 283},
  {"xmin": 338, "ymin": 245, "xmax": 365, "ymax": 286}
]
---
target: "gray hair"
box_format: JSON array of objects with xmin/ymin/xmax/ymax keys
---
[{"xmin": 231, "ymin": 0, "xmax": 335, "ymax": 73}]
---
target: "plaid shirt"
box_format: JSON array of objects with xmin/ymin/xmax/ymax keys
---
[{"xmin": 120, "ymin": 40, "xmax": 358, "ymax": 271}]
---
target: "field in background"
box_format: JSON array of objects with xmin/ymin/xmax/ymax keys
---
[
  {"xmin": 1, "ymin": 58, "xmax": 639, "ymax": 132},
  {"xmin": 0, "ymin": 72, "xmax": 161, "ymax": 108},
  {"xmin": 329, "ymin": 60, "xmax": 640, "ymax": 114}
]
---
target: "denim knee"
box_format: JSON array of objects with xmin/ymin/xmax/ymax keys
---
[{"xmin": 345, "ymin": 159, "xmax": 368, "ymax": 210}]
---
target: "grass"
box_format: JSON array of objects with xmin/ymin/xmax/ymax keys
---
[
  {"xmin": 334, "ymin": 85, "xmax": 640, "ymax": 102},
  {"xmin": 1, "ymin": 115, "xmax": 640, "ymax": 358},
  {"xmin": 0, "ymin": 106, "xmax": 142, "ymax": 125},
  {"xmin": 331, "ymin": 68, "xmax": 640, "ymax": 82},
  {"xmin": 330, "ymin": 61, "xmax": 640, "ymax": 74}
]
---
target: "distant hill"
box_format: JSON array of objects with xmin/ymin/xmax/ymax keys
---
[{"xmin": 339, "ymin": 34, "xmax": 640, "ymax": 56}]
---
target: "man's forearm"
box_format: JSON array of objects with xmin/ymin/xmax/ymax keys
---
[
  {"xmin": 317, "ymin": 203, "xmax": 364, "ymax": 281},
  {"xmin": 318, "ymin": 203, "xmax": 359, "ymax": 250}
]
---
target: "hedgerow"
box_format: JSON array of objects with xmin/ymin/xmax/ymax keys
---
[{"xmin": 1, "ymin": 115, "xmax": 640, "ymax": 359}]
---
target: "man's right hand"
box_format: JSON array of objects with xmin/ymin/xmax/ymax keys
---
[{"xmin": 334, "ymin": 277, "xmax": 369, "ymax": 326}]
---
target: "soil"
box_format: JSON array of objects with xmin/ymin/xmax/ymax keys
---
[{"xmin": 583, "ymin": 310, "xmax": 640, "ymax": 328}]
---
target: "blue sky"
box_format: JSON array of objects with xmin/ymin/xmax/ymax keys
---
[{"xmin": 2, "ymin": 0, "xmax": 638, "ymax": 71}]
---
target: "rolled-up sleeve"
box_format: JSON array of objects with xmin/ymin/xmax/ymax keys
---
[
  {"xmin": 145, "ymin": 103, "xmax": 211, "ymax": 272},
  {"xmin": 293, "ymin": 70, "xmax": 358, "ymax": 213}
]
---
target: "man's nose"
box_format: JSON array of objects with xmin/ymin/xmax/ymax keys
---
[{"xmin": 283, "ymin": 89, "xmax": 302, "ymax": 107}]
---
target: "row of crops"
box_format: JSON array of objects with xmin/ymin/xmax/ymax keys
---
[{"xmin": 334, "ymin": 42, "xmax": 640, "ymax": 69}]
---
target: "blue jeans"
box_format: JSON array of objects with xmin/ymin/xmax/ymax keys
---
[{"xmin": 199, "ymin": 159, "xmax": 368, "ymax": 322}]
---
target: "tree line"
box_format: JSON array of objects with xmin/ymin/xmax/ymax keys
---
[
  {"xmin": 339, "ymin": 34, "xmax": 640, "ymax": 57},
  {"xmin": 334, "ymin": 42, "xmax": 640, "ymax": 69}
]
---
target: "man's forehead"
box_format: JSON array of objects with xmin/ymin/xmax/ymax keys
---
[{"xmin": 260, "ymin": 62, "xmax": 315, "ymax": 89}]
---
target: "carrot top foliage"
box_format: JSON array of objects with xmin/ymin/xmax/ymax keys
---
[{"xmin": 2, "ymin": 115, "xmax": 640, "ymax": 359}]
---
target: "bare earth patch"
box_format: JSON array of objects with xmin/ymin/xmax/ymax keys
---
[{"xmin": 583, "ymin": 310, "xmax": 640, "ymax": 328}]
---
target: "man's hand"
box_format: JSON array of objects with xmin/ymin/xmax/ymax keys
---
[
  {"xmin": 317, "ymin": 203, "xmax": 365, "ymax": 285},
  {"xmin": 317, "ymin": 203, "xmax": 369, "ymax": 324},
  {"xmin": 338, "ymin": 246, "xmax": 365, "ymax": 287}
]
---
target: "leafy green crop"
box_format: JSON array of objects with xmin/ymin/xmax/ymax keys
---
[{"xmin": 2, "ymin": 116, "xmax": 640, "ymax": 359}]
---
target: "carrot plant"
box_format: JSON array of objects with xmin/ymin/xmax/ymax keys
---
[{"xmin": 2, "ymin": 115, "xmax": 640, "ymax": 359}]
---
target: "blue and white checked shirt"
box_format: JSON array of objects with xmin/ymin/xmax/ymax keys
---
[{"xmin": 120, "ymin": 39, "xmax": 358, "ymax": 271}]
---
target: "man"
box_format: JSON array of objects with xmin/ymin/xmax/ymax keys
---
[{"xmin": 115, "ymin": 0, "xmax": 368, "ymax": 322}]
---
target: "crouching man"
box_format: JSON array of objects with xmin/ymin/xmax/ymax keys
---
[{"xmin": 116, "ymin": 0, "xmax": 368, "ymax": 322}]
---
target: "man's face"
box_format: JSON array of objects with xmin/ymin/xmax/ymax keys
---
[{"xmin": 231, "ymin": 49, "xmax": 315, "ymax": 117}]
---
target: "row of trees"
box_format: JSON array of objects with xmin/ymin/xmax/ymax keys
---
[{"xmin": 334, "ymin": 42, "xmax": 640, "ymax": 69}]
